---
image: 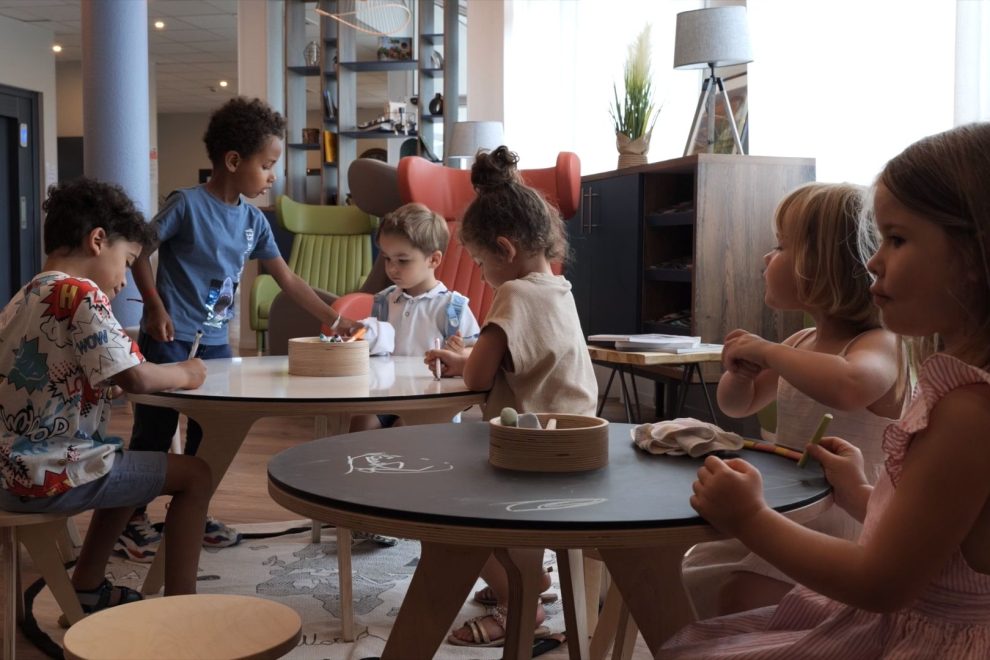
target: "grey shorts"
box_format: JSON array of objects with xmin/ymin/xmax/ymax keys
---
[{"xmin": 0, "ymin": 451, "xmax": 167, "ymax": 514}]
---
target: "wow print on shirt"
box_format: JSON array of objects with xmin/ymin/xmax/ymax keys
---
[{"xmin": 203, "ymin": 277, "xmax": 238, "ymax": 328}]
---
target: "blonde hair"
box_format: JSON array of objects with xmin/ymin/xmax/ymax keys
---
[
  {"xmin": 775, "ymin": 182, "xmax": 878, "ymax": 329},
  {"xmin": 876, "ymin": 122, "xmax": 990, "ymax": 368},
  {"xmin": 376, "ymin": 202, "xmax": 449, "ymax": 255}
]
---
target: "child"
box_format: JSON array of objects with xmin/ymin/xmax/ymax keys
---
[
  {"xmin": 0, "ymin": 178, "xmax": 211, "ymax": 604},
  {"xmin": 682, "ymin": 182, "xmax": 906, "ymax": 618},
  {"xmin": 350, "ymin": 202, "xmax": 481, "ymax": 431},
  {"xmin": 119, "ymin": 96, "xmax": 360, "ymax": 562},
  {"xmin": 661, "ymin": 122, "xmax": 990, "ymax": 658},
  {"xmin": 427, "ymin": 146, "xmax": 598, "ymax": 647}
]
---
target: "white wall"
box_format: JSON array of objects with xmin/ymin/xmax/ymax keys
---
[{"xmin": 0, "ymin": 14, "xmax": 58, "ymax": 207}]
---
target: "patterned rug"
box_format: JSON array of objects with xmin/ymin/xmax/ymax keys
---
[{"xmin": 25, "ymin": 521, "xmax": 567, "ymax": 659}]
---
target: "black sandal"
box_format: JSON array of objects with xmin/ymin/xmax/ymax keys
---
[{"xmin": 75, "ymin": 579, "xmax": 143, "ymax": 614}]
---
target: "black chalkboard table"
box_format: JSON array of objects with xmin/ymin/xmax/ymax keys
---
[{"xmin": 268, "ymin": 421, "xmax": 831, "ymax": 659}]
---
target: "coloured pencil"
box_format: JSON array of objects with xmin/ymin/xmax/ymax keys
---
[{"xmin": 796, "ymin": 413, "xmax": 834, "ymax": 468}]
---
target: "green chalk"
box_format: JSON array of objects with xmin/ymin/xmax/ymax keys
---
[
  {"xmin": 797, "ymin": 413, "xmax": 833, "ymax": 468},
  {"xmin": 500, "ymin": 407, "xmax": 519, "ymax": 427}
]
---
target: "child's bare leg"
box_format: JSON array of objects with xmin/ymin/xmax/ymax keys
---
[
  {"xmin": 450, "ymin": 555, "xmax": 546, "ymax": 643},
  {"xmin": 159, "ymin": 454, "xmax": 211, "ymax": 595},
  {"xmin": 718, "ymin": 570, "xmax": 793, "ymax": 615},
  {"xmin": 349, "ymin": 414, "xmax": 383, "ymax": 432},
  {"xmin": 71, "ymin": 506, "xmax": 135, "ymax": 591}
]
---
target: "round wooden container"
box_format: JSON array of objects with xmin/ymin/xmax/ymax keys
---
[
  {"xmin": 489, "ymin": 413, "xmax": 609, "ymax": 472},
  {"xmin": 287, "ymin": 337, "xmax": 369, "ymax": 376}
]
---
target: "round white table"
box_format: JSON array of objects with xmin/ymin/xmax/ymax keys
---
[{"xmin": 129, "ymin": 354, "xmax": 486, "ymax": 640}]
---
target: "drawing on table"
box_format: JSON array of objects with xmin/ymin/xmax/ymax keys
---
[
  {"xmin": 502, "ymin": 498, "xmax": 607, "ymax": 512},
  {"xmin": 346, "ymin": 452, "xmax": 453, "ymax": 474}
]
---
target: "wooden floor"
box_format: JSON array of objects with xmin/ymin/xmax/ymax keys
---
[{"xmin": 11, "ymin": 396, "xmax": 654, "ymax": 659}]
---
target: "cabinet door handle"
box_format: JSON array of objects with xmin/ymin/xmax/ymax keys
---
[
  {"xmin": 586, "ymin": 191, "xmax": 599, "ymax": 234},
  {"xmin": 580, "ymin": 187, "xmax": 590, "ymax": 234}
]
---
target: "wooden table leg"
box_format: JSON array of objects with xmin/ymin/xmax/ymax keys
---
[
  {"xmin": 598, "ymin": 544, "xmax": 695, "ymax": 655},
  {"xmin": 141, "ymin": 412, "xmax": 259, "ymax": 595},
  {"xmin": 494, "ymin": 547, "xmax": 545, "ymax": 660},
  {"xmin": 380, "ymin": 542, "xmax": 491, "ymax": 660},
  {"xmin": 555, "ymin": 548, "xmax": 590, "ymax": 660}
]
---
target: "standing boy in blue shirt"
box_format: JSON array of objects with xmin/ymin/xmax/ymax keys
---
[{"xmin": 118, "ymin": 97, "xmax": 359, "ymax": 561}]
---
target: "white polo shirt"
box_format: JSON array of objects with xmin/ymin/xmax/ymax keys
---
[{"xmin": 362, "ymin": 282, "xmax": 481, "ymax": 356}]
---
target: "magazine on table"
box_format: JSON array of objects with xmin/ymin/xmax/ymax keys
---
[{"xmin": 588, "ymin": 333, "xmax": 701, "ymax": 350}]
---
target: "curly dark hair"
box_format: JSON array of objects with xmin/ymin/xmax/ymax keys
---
[
  {"xmin": 43, "ymin": 178, "xmax": 154, "ymax": 254},
  {"xmin": 203, "ymin": 96, "xmax": 286, "ymax": 164},
  {"xmin": 460, "ymin": 146, "xmax": 568, "ymax": 262}
]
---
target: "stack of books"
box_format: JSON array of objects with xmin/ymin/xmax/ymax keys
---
[{"xmin": 588, "ymin": 333, "xmax": 722, "ymax": 354}]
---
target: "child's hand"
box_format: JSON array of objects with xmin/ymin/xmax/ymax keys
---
[
  {"xmin": 690, "ymin": 455, "xmax": 767, "ymax": 536},
  {"xmin": 443, "ymin": 332, "xmax": 465, "ymax": 354},
  {"xmin": 425, "ymin": 347, "xmax": 466, "ymax": 377},
  {"xmin": 179, "ymin": 358, "xmax": 207, "ymax": 390},
  {"xmin": 107, "ymin": 384, "xmax": 125, "ymax": 400},
  {"xmin": 144, "ymin": 305, "xmax": 175, "ymax": 342},
  {"xmin": 322, "ymin": 316, "xmax": 362, "ymax": 337},
  {"xmin": 723, "ymin": 330, "xmax": 774, "ymax": 371},
  {"xmin": 808, "ymin": 436, "xmax": 869, "ymax": 512}
]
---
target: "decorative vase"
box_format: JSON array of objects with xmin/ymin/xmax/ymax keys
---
[
  {"xmin": 304, "ymin": 40, "xmax": 321, "ymax": 67},
  {"xmin": 616, "ymin": 131, "xmax": 651, "ymax": 168},
  {"xmin": 428, "ymin": 93, "xmax": 443, "ymax": 116}
]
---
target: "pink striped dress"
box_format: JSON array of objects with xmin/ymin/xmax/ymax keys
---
[{"xmin": 660, "ymin": 353, "xmax": 990, "ymax": 659}]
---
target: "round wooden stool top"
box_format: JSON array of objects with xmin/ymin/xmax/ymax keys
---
[
  {"xmin": 63, "ymin": 594, "xmax": 302, "ymax": 660},
  {"xmin": 0, "ymin": 511, "xmax": 67, "ymax": 528}
]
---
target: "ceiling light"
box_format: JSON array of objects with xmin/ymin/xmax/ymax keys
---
[
  {"xmin": 154, "ymin": 20, "xmax": 165, "ymax": 29},
  {"xmin": 52, "ymin": 44, "xmax": 62, "ymax": 53},
  {"xmin": 219, "ymin": 80, "xmax": 229, "ymax": 88}
]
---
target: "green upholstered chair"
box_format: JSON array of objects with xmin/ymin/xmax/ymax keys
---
[{"xmin": 249, "ymin": 195, "xmax": 376, "ymax": 350}]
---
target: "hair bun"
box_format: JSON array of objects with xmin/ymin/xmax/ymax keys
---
[{"xmin": 471, "ymin": 145, "xmax": 519, "ymax": 193}]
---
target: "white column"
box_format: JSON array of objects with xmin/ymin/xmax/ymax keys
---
[{"xmin": 81, "ymin": 0, "xmax": 150, "ymax": 328}]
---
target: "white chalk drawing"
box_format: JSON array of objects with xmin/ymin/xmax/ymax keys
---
[
  {"xmin": 346, "ymin": 452, "xmax": 453, "ymax": 474},
  {"xmin": 500, "ymin": 498, "xmax": 607, "ymax": 512}
]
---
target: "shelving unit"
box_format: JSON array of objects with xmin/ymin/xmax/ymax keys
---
[{"xmin": 569, "ymin": 154, "xmax": 816, "ymax": 361}]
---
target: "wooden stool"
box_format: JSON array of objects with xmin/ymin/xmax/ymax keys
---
[
  {"xmin": 584, "ymin": 548, "xmax": 640, "ymax": 660},
  {"xmin": 1, "ymin": 511, "xmax": 85, "ymax": 660},
  {"xmin": 63, "ymin": 594, "xmax": 302, "ymax": 660}
]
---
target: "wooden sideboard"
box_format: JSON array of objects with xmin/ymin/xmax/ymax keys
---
[{"xmin": 567, "ymin": 154, "xmax": 816, "ymax": 350}]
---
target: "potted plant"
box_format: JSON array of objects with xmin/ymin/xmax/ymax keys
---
[{"xmin": 610, "ymin": 25, "xmax": 660, "ymax": 168}]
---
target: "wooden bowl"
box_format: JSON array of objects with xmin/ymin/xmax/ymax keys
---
[
  {"xmin": 287, "ymin": 337, "xmax": 369, "ymax": 376},
  {"xmin": 489, "ymin": 413, "xmax": 609, "ymax": 472}
]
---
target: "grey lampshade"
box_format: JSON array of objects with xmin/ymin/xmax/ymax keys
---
[
  {"xmin": 447, "ymin": 121, "xmax": 505, "ymax": 159},
  {"xmin": 674, "ymin": 6, "xmax": 753, "ymax": 70}
]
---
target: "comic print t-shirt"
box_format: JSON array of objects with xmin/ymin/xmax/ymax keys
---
[
  {"xmin": 0, "ymin": 273, "xmax": 143, "ymax": 497},
  {"xmin": 150, "ymin": 185, "xmax": 281, "ymax": 344}
]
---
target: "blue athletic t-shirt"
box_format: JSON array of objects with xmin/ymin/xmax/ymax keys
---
[{"xmin": 149, "ymin": 185, "xmax": 280, "ymax": 345}]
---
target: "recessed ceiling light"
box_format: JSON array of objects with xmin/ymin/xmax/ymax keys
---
[
  {"xmin": 52, "ymin": 44, "xmax": 62, "ymax": 53},
  {"xmin": 219, "ymin": 80, "xmax": 229, "ymax": 88},
  {"xmin": 154, "ymin": 20, "xmax": 165, "ymax": 29}
]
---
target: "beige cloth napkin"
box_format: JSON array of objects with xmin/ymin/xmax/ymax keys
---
[{"xmin": 631, "ymin": 417, "xmax": 744, "ymax": 457}]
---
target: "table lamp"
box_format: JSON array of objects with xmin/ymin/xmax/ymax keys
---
[
  {"xmin": 674, "ymin": 6, "xmax": 753, "ymax": 156},
  {"xmin": 446, "ymin": 121, "xmax": 505, "ymax": 168}
]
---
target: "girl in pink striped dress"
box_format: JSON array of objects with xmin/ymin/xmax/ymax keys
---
[{"xmin": 661, "ymin": 123, "xmax": 990, "ymax": 659}]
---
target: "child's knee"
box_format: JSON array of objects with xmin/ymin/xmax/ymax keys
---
[{"xmin": 165, "ymin": 454, "xmax": 212, "ymax": 494}]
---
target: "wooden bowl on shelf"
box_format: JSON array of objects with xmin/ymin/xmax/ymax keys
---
[
  {"xmin": 287, "ymin": 337, "xmax": 369, "ymax": 376},
  {"xmin": 489, "ymin": 413, "xmax": 609, "ymax": 473}
]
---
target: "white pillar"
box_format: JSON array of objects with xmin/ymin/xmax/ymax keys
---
[{"xmin": 81, "ymin": 0, "xmax": 150, "ymax": 328}]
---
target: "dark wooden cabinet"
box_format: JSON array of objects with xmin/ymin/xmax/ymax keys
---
[{"xmin": 570, "ymin": 154, "xmax": 816, "ymax": 349}]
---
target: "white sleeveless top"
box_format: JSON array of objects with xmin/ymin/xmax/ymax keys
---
[{"xmin": 682, "ymin": 328, "xmax": 904, "ymax": 616}]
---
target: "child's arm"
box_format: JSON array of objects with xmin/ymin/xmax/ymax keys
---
[
  {"xmin": 716, "ymin": 328, "xmax": 781, "ymax": 417},
  {"xmin": 132, "ymin": 243, "xmax": 174, "ymax": 342},
  {"xmin": 693, "ymin": 385, "xmax": 990, "ymax": 612},
  {"xmin": 427, "ymin": 325, "xmax": 505, "ymax": 387},
  {"xmin": 723, "ymin": 329, "xmax": 900, "ymax": 411},
  {"xmin": 111, "ymin": 358, "xmax": 207, "ymax": 394},
  {"xmin": 260, "ymin": 256, "xmax": 361, "ymax": 335}
]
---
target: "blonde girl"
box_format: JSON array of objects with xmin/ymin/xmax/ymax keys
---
[{"xmin": 662, "ymin": 122, "xmax": 990, "ymax": 658}]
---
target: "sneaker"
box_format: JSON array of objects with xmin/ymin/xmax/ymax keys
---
[
  {"xmin": 113, "ymin": 512, "xmax": 161, "ymax": 563},
  {"xmin": 202, "ymin": 516, "xmax": 242, "ymax": 548},
  {"xmin": 352, "ymin": 530, "xmax": 398, "ymax": 547}
]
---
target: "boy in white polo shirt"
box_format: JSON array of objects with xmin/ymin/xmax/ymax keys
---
[{"xmin": 353, "ymin": 202, "xmax": 480, "ymax": 431}]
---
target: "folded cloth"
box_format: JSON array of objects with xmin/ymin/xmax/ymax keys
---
[{"xmin": 631, "ymin": 417, "xmax": 744, "ymax": 457}]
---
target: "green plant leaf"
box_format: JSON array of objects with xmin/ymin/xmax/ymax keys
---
[{"xmin": 610, "ymin": 24, "xmax": 659, "ymax": 140}]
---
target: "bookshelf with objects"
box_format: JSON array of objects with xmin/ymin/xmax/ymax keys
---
[{"xmin": 569, "ymin": 154, "xmax": 816, "ymax": 378}]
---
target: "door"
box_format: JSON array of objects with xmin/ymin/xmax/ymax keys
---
[{"xmin": 0, "ymin": 84, "xmax": 42, "ymax": 306}]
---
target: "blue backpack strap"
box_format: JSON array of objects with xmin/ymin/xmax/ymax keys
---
[
  {"xmin": 371, "ymin": 285, "xmax": 395, "ymax": 322},
  {"xmin": 444, "ymin": 292, "xmax": 468, "ymax": 339}
]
